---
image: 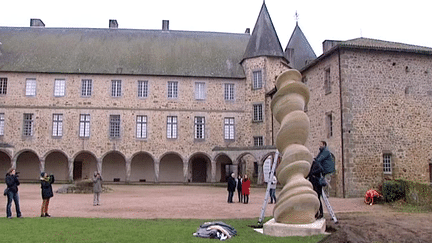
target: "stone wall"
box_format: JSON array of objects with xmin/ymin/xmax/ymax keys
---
[{"xmin": 303, "ymin": 48, "xmax": 432, "ymax": 197}]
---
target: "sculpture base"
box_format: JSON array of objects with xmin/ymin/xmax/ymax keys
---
[{"xmin": 263, "ymin": 218, "xmax": 326, "ymax": 237}]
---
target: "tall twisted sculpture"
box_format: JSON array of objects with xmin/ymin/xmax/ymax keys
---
[{"xmin": 270, "ymin": 69, "xmax": 320, "ymax": 224}]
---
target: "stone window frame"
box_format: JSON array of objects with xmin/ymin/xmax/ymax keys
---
[
  {"xmin": 194, "ymin": 116, "xmax": 205, "ymax": 140},
  {"xmin": 137, "ymin": 80, "xmax": 149, "ymax": 98},
  {"xmin": 224, "ymin": 117, "xmax": 235, "ymax": 140},
  {"xmin": 167, "ymin": 81, "xmax": 178, "ymax": 99},
  {"xmin": 25, "ymin": 78, "xmax": 37, "ymax": 97},
  {"xmin": 81, "ymin": 79, "xmax": 93, "ymax": 97},
  {"xmin": 0, "ymin": 77, "xmax": 7, "ymax": 95},
  {"xmin": 79, "ymin": 114, "xmax": 91, "ymax": 138},
  {"xmin": 253, "ymin": 103, "xmax": 264, "ymax": 122},
  {"xmin": 111, "ymin": 80, "xmax": 122, "ymax": 97},
  {"xmin": 52, "ymin": 113, "xmax": 63, "ymax": 138},
  {"xmin": 224, "ymin": 83, "xmax": 235, "ymax": 101},
  {"xmin": 54, "ymin": 79, "xmax": 66, "ymax": 97},
  {"xmin": 324, "ymin": 67, "xmax": 331, "ymax": 95},
  {"xmin": 252, "ymin": 69, "xmax": 263, "ymax": 90},
  {"xmin": 194, "ymin": 81, "xmax": 206, "ymax": 100},
  {"xmin": 0, "ymin": 113, "xmax": 4, "ymax": 136},
  {"xmin": 109, "ymin": 114, "xmax": 121, "ymax": 139},
  {"xmin": 23, "ymin": 113, "xmax": 34, "ymax": 136},
  {"xmin": 253, "ymin": 136, "xmax": 264, "ymax": 147},
  {"xmin": 325, "ymin": 111, "xmax": 333, "ymax": 138},
  {"xmin": 136, "ymin": 115, "xmax": 147, "ymax": 139},
  {"xmin": 383, "ymin": 152, "xmax": 392, "ymax": 174},
  {"xmin": 166, "ymin": 116, "xmax": 178, "ymax": 139}
]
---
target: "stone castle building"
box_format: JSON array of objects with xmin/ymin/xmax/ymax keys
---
[
  {"xmin": 0, "ymin": 3, "xmax": 286, "ymax": 184},
  {"xmin": 1, "ymin": 2, "xmax": 431, "ymax": 197},
  {"xmin": 303, "ymin": 38, "xmax": 432, "ymax": 197}
]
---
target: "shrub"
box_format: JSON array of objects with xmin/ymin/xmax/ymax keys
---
[{"xmin": 383, "ymin": 180, "xmax": 405, "ymax": 202}]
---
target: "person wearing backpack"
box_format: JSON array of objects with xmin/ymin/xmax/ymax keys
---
[{"xmin": 314, "ymin": 141, "xmax": 335, "ymax": 196}]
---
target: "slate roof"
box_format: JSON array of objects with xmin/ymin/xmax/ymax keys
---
[
  {"xmin": 242, "ymin": 2, "xmax": 285, "ymax": 62},
  {"xmin": 285, "ymin": 23, "xmax": 316, "ymax": 70},
  {"xmin": 302, "ymin": 37, "xmax": 432, "ymax": 71},
  {"xmin": 0, "ymin": 27, "xmax": 250, "ymax": 78}
]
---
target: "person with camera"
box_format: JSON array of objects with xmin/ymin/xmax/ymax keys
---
[
  {"xmin": 5, "ymin": 168, "xmax": 22, "ymax": 219},
  {"xmin": 92, "ymin": 171, "xmax": 103, "ymax": 206},
  {"xmin": 40, "ymin": 172, "xmax": 55, "ymax": 217}
]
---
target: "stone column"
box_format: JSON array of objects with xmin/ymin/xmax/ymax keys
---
[
  {"xmin": 68, "ymin": 158, "xmax": 74, "ymax": 182},
  {"xmin": 97, "ymin": 159, "xmax": 102, "ymax": 175},
  {"xmin": 39, "ymin": 159, "xmax": 45, "ymax": 173},
  {"xmin": 211, "ymin": 159, "xmax": 216, "ymax": 183},
  {"xmin": 232, "ymin": 160, "xmax": 239, "ymax": 177},
  {"xmin": 270, "ymin": 69, "xmax": 320, "ymax": 224},
  {"xmin": 257, "ymin": 160, "xmax": 264, "ymax": 185},
  {"xmin": 125, "ymin": 158, "xmax": 131, "ymax": 183},
  {"xmin": 183, "ymin": 159, "xmax": 189, "ymax": 183},
  {"xmin": 154, "ymin": 159, "xmax": 160, "ymax": 183},
  {"xmin": 11, "ymin": 157, "xmax": 16, "ymax": 169}
]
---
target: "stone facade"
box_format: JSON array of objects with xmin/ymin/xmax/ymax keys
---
[
  {"xmin": 303, "ymin": 43, "xmax": 432, "ymax": 197},
  {"xmin": 0, "ymin": 62, "xmax": 287, "ymax": 182}
]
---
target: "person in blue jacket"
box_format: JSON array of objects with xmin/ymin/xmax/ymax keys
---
[{"xmin": 314, "ymin": 141, "xmax": 335, "ymax": 195}]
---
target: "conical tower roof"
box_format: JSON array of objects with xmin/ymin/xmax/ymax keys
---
[
  {"xmin": 285, "ymin": 22, "xmax": 316, "ymax": 70},
  {"xmin": 242, "ymin": 2, "xmax": 284, "ymax": 62}
]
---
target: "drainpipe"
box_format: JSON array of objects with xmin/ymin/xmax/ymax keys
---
[{"xmin": 338, "ymin": 48, "xmax": 346, "ymax": 198}]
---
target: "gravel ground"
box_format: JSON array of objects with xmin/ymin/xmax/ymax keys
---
[{"xmin": 2, "ymin": 183, "xmax": 386, "ymax": 219}]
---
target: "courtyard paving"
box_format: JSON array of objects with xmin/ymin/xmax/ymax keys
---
[{"xmin": 2, "ymin": 184, "xmax": 387, "ymax": 219}]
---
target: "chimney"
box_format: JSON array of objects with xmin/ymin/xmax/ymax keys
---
[
  {"xmin": 30, "ymin": 19, "xmax": 45, "ymax": 28},
  {"xmin": 322, "ymin": 40, "xmax": 342, "ymax": 53},
  {"xmin": 162, "ymin": 20, "xmax": 169, "ymax": 31},
  {"xmin": 109, "ymin": 19, "xmax": 118, "ymax": 29},
  {"xmin": 245, "ymin": 28, "xmax": 250, "ymax": 34}
]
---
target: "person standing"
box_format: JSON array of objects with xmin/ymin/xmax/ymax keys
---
[
  {"xmin": 5, "ymin": 168, "xmax": 22, "ymax": 219},
  {"xmin": 93, "ymin": 171, "xmax": 103, "ymax": 206},
  {"xmin": 314, "ymin": 141, "xmax": 335, "ymax": 195},
  {"xmin": 227, "ymin": 173, "xmax": 236, "ymax": 203},
  {"xmin": 307, "ymin": 160, "xmax": 324, "ymax": 219},
  {"xmin": 236, "ymin": 174, "xmax": 242, "ymax": 203},
  {"xmin": 269, "ymin": 175, "xmax": 277, "ymax": 204},
  {"xmin": 40, "ymin": 172, "xmax": 55, "ymax": 217},
  {"xmin": 242, "ymin": 174, "xmax": 251, "ymax": 204}
]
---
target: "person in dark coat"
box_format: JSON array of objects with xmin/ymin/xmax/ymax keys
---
[
  {"xmin": 236, "ymin": 174, "xmax": 242, "ymax": 203},
  {"xmin": 227, "ymin": 173, "xmax": 236, "ymax": 203},
  {"xmin": 242, "ymin": 174, "xmax": 251, "ymax": 204},
  {"xmin": 40, "ymin": 172, "xmax": 55, "ymax": 217},
  {"xmin": 5, "ymin": 168, "xmax": 22, "ymax": 219},
  {"xmin": 307, "ymin": 160, "xmax": 324, "ymax": 219},
  {"xmin": 314, "ymin": 141, "xmax": 335, "ymax": 183}
]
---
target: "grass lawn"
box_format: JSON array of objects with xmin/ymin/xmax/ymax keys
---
[{"xmin": 0, "ymin": 217, "xmax": 326, "ymax": 242}]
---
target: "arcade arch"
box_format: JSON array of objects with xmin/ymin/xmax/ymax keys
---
[
  {"xmin": 73, "ymin": 151, "xmax": 98, "ymax": 180},
  {"xmin": 0, "ymin": 151, "xmax": 11, "ymax": 180},
  {"xmin": 215, "ymin": 153, "xmax": 232, "ymax": 182},
  {"xmin": 44, "ymin": 151, "xmax": 69, "ymax": 181},
  {"xmin": 15, "ymin": 150, "xmax": 40, "ymax": 180},
  {"xmin": 102, "ymin": 151, "xmax": 126, "ymax": 182},
  {"xmin": 130, "ymin": 152, "xmax": 155, "ymax": 182},
  {"xmin": 189, "ymin": 153, "xmax": 211, "ymax": 183},
  {"xmin": 159, "ymin": 153, "xmax": 183, "ymax": 182}
]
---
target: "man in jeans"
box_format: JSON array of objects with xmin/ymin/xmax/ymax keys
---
[
  {"xmin": 5, "ymin": 168, "xmax": 22, "ymax": 219},
  {"xmin": 314, "ymin": 141, "xmax": 335, "ymax": 196}
]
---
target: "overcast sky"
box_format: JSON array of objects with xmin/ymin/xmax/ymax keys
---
[{"xmin": 1, "ymin": 0, "xmax": 431, "ymax": 56}]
